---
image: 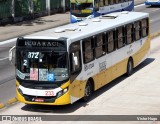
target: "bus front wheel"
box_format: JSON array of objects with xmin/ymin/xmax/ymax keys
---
[
  {"xmin": 126, "ymin": 59, "xmax": 133, "ymax": 76},
  {"xmin": 82, "ymin": 81, "xmax": 92, "ymax": 102}
]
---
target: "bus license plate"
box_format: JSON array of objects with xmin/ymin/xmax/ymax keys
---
[{"xmin": 34, "ymin": 98, "xmax": 44, "ymax": 102}]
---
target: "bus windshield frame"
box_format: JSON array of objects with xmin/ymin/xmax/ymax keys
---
[{"xmin": 16, "ymin": 39, "xmax": 69, "ymax": 85}]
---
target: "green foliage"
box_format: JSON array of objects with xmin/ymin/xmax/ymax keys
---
[{"xmin": 33, "ymin": 0, "xmax": 46, "ymax": 12}]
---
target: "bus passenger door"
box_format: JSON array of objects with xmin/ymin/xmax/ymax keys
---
[{"xmin": 69, "ymin": 41, "xmax": 82, "ymax": 103}]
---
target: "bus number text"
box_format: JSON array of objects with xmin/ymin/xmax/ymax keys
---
[
  {"xmin": 28, "ymin": 52, "xmax": 39, "ymax": 59},
  {"xmin": 45, "ymin": 91, "xmax": 54, "ymax": 96}
]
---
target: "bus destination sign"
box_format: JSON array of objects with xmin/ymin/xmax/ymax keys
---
[
  {"xmin": 24, "ymin": 41, "xmax": 59, "ymax": 47},
  {"xmin": 17, "ymin": 39, "xmax": 66, "ymax": 48}
]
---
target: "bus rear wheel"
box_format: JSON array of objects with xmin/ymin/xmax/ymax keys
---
[
  {"xmin": 82, "ymin": 81, "xmax": 92, "ymax": 102},
  {"xmin": 126, "ymin": 59, "xmax": 133, "ymax": 76}
]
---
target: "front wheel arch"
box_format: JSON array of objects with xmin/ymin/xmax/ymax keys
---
[{"xmin": 81, "ymin": 78, "xmax": 94, "ymax": 102}]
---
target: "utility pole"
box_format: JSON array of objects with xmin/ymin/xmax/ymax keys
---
[
  {"xmin": 46, "ymin": 0, "xmax": 50, "ymax": 15},
  {"xmin": 11, "ymin": 0, "xmax": 15, "ymax": 19},
  {"xmin": 28, "ymin": 0, "xmax": 34, "ymax": 14}
]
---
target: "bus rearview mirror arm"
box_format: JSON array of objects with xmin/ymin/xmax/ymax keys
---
[{"xmin": 9, "ymin": 46, "xmax": 16, "ymax": 63}]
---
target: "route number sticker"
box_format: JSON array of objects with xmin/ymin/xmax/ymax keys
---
[
  {"xmin": 28, "ymin": 52, "xmax": 39, "ymax": 59},
  {"xmin": 45, "ymin": 91, "xmax": 54, "ymax": 96}
]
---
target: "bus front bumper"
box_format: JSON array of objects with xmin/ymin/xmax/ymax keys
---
[
  {"xmin": 16, "ymin": 81, "xmax": 71, "ymax": 105},
  {"xmin": 16, "ymin": 88, "xmax": 71, "ymax": 105}
]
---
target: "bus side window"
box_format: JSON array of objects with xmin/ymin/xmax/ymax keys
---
[
  {"xmin": 83, "ymin": 37, "xmax": 94, "ymax": 64},
  {"xmin": 107, "ymin": 30, "xmax": 115, "ymax": 52},
  {"xmin": 95, "ymin": 0, "xmax": 99, "ymax": 11},
  {"xmin": 105, "ymin": 0, "xmax": 109, "ymax": 6},
  {"xmin": 108, "ymin": 0, "xmax": 111, "ymax": 5},
  {"xmin": 110, "ymin": 0, "xmax": 114, "ymax": 5},
  {"xmin": 134, "ymin": 21, "xmax": 141, "ymax": 41},
  {"xmin": 95, "ymin": 33, "xmax": 106, "ymax": 58},
  {"xmin": 100, "ymin": 0, "xmax": 104, "ymax": 7},
  {"xmin": 141, "ymin": 18, "xmax": 149, "ymax": 37},
  {"xmin": 70, "ymin": 41, "xmax": 82, "ymax": 73},
  {"xmin": 117, "ymin": 27, "xmax": 125, "ymax": 48},
  {"xmin": 126, "ymin": 24, "xmax": 133, "ymax": 44},
  {"xmin": 119, "ymin": 0, "xmax": 123, "ymax": 3}
]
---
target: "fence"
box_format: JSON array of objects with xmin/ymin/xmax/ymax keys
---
[
  {"xmin": 0, "ymin": 1, "xmax": 12, "ymax": 20},
  {"xmin": 0, "ymin": 0, "xmax": 70, "ymax": 25}
]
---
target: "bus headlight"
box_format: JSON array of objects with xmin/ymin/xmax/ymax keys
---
[{"xmin": 56, "ymin": 87, "xmax": 68, "ymax": 98}]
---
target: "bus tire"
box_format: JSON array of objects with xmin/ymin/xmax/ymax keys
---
[
  {"xmin": 82, "ymin": 81, "xmax": 92, "ymax": 102},
  {"xmin": 126, "ymin": 59, "xmax": 133, "ymax": 76}
]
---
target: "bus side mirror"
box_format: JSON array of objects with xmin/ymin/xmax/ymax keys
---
[{"xmin": 9, "ymin": 46, "xmax": 16, "ymax": 64}]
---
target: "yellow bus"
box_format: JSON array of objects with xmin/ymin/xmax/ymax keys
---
[{"xmin": 9, "ymin": 11, "xmax": 150, "ymax": 105}]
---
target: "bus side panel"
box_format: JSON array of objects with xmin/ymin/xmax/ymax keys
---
[
  {"xmin": 90, "ymin": 59, "xmax": 128, "ymax": 91},
  {"xmin": 132, "ymin": 37, "xmax": 150, "ymax": 68},
  {"xmin": 70, "ymin": 38, "xmax": 150, "ymax": 101},
  {"xmin": 92, "ymin": 70, "xmax": 108, "ymax": 90},
  {"xmin": 70, "ymin": 79, "xmax": 81, "ymax": 99},
  {"xmin": 70, "ymin": 79, "xmax": 87, "ymax": 103},
  {"xmin": 85, "ymin": 68, "xmax": 112, "ymax": 91},
  {"xmin": 92, "ymin": 74, "xmax": 100, "ymax": 90},
  {"xmin": 111, "ymin": 59, "xmax": 128, "ymax": 80},
  {"xmin": 111, "ymin": 47, "xmax": 128, "ymax": 82}
]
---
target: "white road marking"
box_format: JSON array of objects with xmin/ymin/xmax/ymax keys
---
[
  {"xmin": 0, "ymin": 38, "xmax": 16, "ymax": 46},
  {"xmin": 134, "ymin": 3, "xmax": 145, "ymax": 8},
  {"xmin": 0, "ymin": 57, "xmax": 9, "ymax": 61}
]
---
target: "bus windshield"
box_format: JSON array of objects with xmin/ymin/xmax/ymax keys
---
[
  {"xmin": 16, "ymin": 50, "xmax": 69, "ymax": 82},
  {"xmin": 71, "ymin": 2, "xmax": 93, "ymax": 16}
]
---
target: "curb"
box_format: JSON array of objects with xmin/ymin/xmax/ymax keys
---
[
  {"xmin": 0, "ymin": 97, "xmax": 18, "ymax": 110},
  {"xmin": 151, "ymin": 32, "xmax": 160, "ymax": 39},
  {"xmin": 0, "ymin": 103, "xmax": 5, "ymax": 109},
  {"xmin": 7, "ymin": 97, "xmax": 18, "ymax": 105}
]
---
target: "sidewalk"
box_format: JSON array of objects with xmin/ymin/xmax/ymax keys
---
[{"xmin": 0, "ymin": 12, "xmax": 70, "ymax": 42}]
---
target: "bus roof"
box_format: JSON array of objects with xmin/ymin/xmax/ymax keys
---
[{"xmin": 24, "ymin": 11, "xmax": 149, "ymax": 44}]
